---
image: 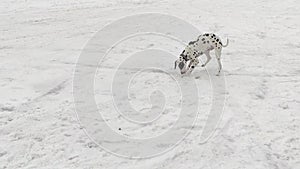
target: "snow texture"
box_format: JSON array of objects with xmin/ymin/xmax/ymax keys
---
[{"xmin": 0, "ymin": 0, "xmax": 300, "ymax": 168}]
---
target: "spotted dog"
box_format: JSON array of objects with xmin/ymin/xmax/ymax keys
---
[{"xmin": 174, "ymin": 33, "xmax": 229, "ymax": 75}]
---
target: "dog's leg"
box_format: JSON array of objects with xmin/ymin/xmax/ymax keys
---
[
  {"xmin": 187, "ymin": 58, "xmax": 199, "ymax": 74},
  {"xmin": 202, "ymin": 51, "xmax": 211, "ymax": 67},
  {"xmin": 186, "ymin": 60, "xmax": 192, "ymax": 71},
  {"xmin": 215, "ymin": 50, "xmax": 222, "ymax": 76}
]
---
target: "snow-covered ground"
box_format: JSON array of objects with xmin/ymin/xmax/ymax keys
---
[{"xmin": 1, "ymin": 0, "xmax": 300, "ymax": 168}]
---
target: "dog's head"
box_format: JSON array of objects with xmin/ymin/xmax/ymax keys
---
[{"xmin": 174, "ymin": 50, "xmax": 188, "ymax": 74}]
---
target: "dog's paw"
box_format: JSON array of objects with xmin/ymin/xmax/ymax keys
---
[{"xmin": 201, "ymin": 64, "xmax": 205, "ymax": 67}]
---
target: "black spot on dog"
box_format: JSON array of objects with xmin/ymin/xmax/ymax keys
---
[
  {"xmin": 180, "ymin": 53, "xmax": 188, "ymax": 61},
  {"xmin": 219, "ymin": 42, "xmax": 222, "ymax": 45},
  {"xmin": 212, "ymin": 41, "xmax": 215, "ymax": 43},
  {"xmin": 205, "ymin": 34, "xmax": 209, "ymax": 36},
  {"xmin": 183, "ymin": 56, "xmax": 188, "ymax": 61},
  {"xmin": 218, "ymin": 47, "xmax": 220, "ymax": 49},
  {"xmin": 202, "ymin": 38, "xmax": 205, "ymax": 41},
  {"xmin": 216, "ymin": 39, "xmax": 219, "ymax": 42},
  {"xmin": 180, "ymin": 54, "xmax": 188, "ymax": 61},
  {"xmin": 203, "ymin": 41, "xmax": 206, "ymax": 44},
  {"xmin": 207, "ymin": 41, "xmax": 209, "ymax": 43},
  {"xmin": 191, "ymin": 66, "xmax": 195, "ymax": 69}
]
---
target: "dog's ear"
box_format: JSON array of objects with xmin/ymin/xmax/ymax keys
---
[{"xmin": 178, "ymin": 62, "xmax": 185, "ymax": 70}]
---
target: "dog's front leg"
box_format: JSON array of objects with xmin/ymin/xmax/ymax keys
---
[
  {"xmin": 185, "ymin": 60, "xmax": 192, "ymax": 72},
  {"xmin": 186, "ymin": 58, "xmax": 199, "ymax": 75},
  {"xmin": 215, "ymin": 50, "xmax": 222, "ymax": 76}
]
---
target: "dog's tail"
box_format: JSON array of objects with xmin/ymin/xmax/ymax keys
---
[{"xmin": 222, "ymin": 38, "xmax": 229, "ymax": 47}]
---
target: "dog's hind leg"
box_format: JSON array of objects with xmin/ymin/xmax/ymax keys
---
[
  {"xmin": 215, "ymin": 50, "xmax": 222, "ymax": 75},
  {"xmin": 202, "ymin": 51, "xmax": 212, "ymax": 67}
]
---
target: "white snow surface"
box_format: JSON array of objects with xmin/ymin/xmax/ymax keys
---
[{"xmin": 1, "ymin": 0, "xmax": 300, "ymax": 168}]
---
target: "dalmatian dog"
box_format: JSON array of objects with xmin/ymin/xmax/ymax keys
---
[{"xmin": 174, "ymin": 33, "xmax": 229, "ymax": 75}]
